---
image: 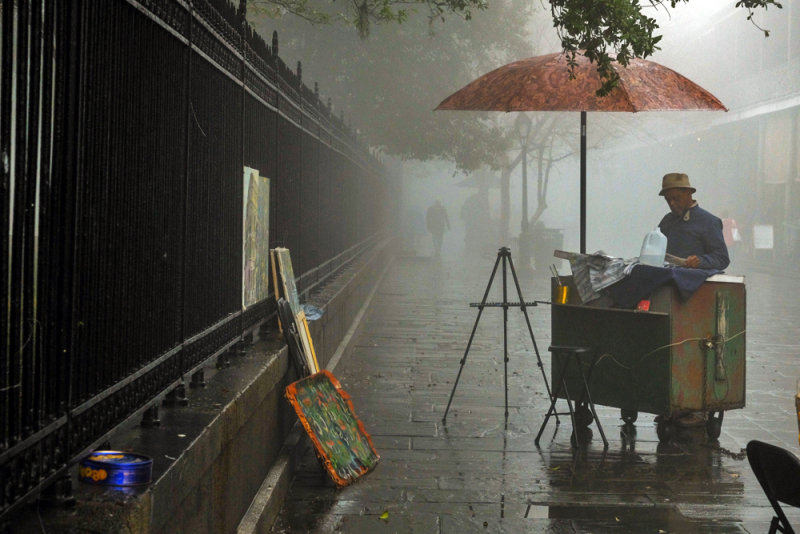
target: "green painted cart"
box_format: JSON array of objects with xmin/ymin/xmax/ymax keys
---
[{"xmin": 550, "ymin": 274, "xmax": 746, "ymax": 442}]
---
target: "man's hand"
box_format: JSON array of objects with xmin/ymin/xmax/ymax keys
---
[{"xmin": 684, "ymin": 255, "xmax": 701, "ymax": 268}]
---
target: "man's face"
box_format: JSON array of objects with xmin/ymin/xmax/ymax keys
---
[{"xmin": 663, "ymin": 188, "xmax": 694, "ymax": 216}]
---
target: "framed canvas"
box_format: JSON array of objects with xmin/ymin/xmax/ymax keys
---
[
  {"xmin": 299, "ymin": 312, "xmax": 320, "ymax": 372},
  {"xmin": 285, "ymin": 370, "xmax": 380, "ymax": 487},
  {"xmin": 270, "ymin": 248, "xmax": 283, "ymax": 334},
  {"xmin": 277, "ymin": 298, "xmax": 310, "ymax": 377},
  {"xmin": 274, "ymin": 247, "xmax": 301, "ymax": 316},
  {"xmin": 242, "ymin": 167, "xmax": 270, "ymax": 309},
  {"xmin": 271, "ymin": 247, "xmax": 317, "ymax": 371},
  {"xmin": 294, "ymin": 310, "xmax": 318, "ymax": 373}
]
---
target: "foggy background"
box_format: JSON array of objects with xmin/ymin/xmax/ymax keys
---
[{"xmin": 250, "ymin": 1, "xmax": 799, "ymax": 272}]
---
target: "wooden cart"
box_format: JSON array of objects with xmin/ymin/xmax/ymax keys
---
[{"xmin": 550, "ymin": 273, "xmax": 746, "ymax": 442}]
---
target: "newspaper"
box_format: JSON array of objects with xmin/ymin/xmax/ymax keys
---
[{"xmin": 665, "ymin": 253, "xmax": 686, "ymax": 266}]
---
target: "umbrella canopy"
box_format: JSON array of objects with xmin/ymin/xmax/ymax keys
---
[{"xmin": 436, "ymin": 52, "xmax": 727, "ymax": 252}]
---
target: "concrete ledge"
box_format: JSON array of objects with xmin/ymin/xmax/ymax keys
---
[
  {"xmin": 149, "ymin": 347, "xmax": 292, "ymax": 533},
  {"xmin": 236, "ymin": 421, "xmax": 308, "ymax": 534}
]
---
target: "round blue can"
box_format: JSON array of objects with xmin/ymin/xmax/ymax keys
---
[{"xmin": 79, "ymin": 451, "xmax": 153, "ymax": 486}]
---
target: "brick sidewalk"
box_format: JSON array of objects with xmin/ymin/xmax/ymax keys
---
[{"xmin": 273, "ymin": 250, "xmax": 800, "ymax": 533}]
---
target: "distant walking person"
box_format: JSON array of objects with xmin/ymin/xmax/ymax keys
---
[{"xmin": 426, "ymin": 200, "xmax": 450, "ymax": 257}]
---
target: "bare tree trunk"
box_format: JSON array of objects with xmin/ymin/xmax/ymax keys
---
[{"xmin": 529, "ymin": 143, "xmax": 556, "ymax": 228}]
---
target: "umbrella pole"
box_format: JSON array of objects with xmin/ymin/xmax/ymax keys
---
[{"xmin": 580, "ymin": 111, "xmax": 586, "ymax": 254}]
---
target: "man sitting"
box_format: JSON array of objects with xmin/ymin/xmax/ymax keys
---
[{"xmin": 658, "ymin": 172, "xmax": 729, "ymax": 271}]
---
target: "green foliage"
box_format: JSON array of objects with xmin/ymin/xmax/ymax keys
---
[
  {"xmin": 734, "ymin": 0, "xmax": 783, "ymax": 37},
  {"xmin": 551, "ymin": 0, "xmax": 781, "ymax": 95}
]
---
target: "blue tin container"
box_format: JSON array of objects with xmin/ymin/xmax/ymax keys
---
[{"xmin": 79, "ymin": 451, "xmax": 153, "ymax": 486}]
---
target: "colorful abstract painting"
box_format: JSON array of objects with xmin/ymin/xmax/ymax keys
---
[
  {"xmin": 242, "ymin": 167, "xmax": 270, "ymax": 309},
  {"xmin": 285, "ymin": 370, "xmax": 380, "ymax": 487}
]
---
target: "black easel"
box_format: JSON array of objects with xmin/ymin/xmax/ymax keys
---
[{"xmin": 442, "ymin": 247, "xmax": 555, "ymax": 424}]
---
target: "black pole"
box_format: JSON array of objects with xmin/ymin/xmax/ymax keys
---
[
  {"xmin": 580, "ymin": 111, "xmax": 587, "ymax": 254},
  {"xmin": 501, "ymin": 253, "xmax": 509, "ymax": 421},
  {"xmin": 521, "ymin": 147, "xmax": 528, "ymax": 235}
]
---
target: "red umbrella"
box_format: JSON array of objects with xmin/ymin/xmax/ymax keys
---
[{"xmin": 436, "ymin": 51, "xmax": 727, "ymax": 253}]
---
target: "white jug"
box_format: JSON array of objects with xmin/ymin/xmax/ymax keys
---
[{"xmin": 639, "ymin": 227, "xmax": 667, "ymax": 266}]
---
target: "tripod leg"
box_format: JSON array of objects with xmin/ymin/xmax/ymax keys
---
[
  {"xmin": 442, "ymin": 251, "xmax": 504, "ymax": 423},
  {"xmin": 506, "ymin": 253, "xmax": 558, "ymax": 423}
]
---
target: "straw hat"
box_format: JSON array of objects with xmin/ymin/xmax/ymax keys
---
[{"xmin": 659, "ymin": 173, "xmax": 696, "ymax": 196}]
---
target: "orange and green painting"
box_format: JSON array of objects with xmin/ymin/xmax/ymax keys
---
[{"xmin": 285, "ymin": 370, "xmax": 379, "ymax": 487}]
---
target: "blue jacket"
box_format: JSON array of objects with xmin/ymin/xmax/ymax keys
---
[{"xmin": 659, "ymin": 204, "xmax": 730, "ymax": 270}]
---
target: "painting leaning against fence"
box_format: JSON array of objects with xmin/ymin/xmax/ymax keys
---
[
  {"xmin": 242, "ymin": 167, "xmax": 270, "ymax": 309},
  {"xmin": 274, "ymin": 247, "xmax": 301, "ymax": 315},
  {"xmin": 272, "ymin": 247, "xmax": 318, "ymax": 372},
  {"xmin": 285, "ymin": 370, "xmax": 380, "ymax": 487}
]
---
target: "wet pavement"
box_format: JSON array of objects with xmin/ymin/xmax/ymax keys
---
[{"xmin": 272, "ymin": 248, "xmax": 800, "ymax": 533}]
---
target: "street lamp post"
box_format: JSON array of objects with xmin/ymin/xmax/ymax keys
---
[
  {"xmin": 521, "ymin": 142, "xmax": 528, "ymax": 235},
  {"xmin": 515, "ymin": 114, "xmax": 533, "ymax": 271}
]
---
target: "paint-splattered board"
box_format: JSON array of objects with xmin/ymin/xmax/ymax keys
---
[{"xmin": 285, "ymin": 370, "xmax": 379, "ymax": 487}]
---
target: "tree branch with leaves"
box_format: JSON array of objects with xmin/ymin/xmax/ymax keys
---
[{"xmin": 548, "ymin": 0, "xmax": 782, "ymax": 95}]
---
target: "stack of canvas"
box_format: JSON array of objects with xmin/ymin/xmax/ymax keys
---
[{"xmin": 271, "ymin": 247, "xmax": 319, "ymax": 375}]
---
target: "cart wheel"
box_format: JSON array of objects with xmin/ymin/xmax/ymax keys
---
[
  {"xmin": 621, "ymin": 409, "xmax": 638, "ymax": 425},
  {"xmin": 656, "ymin": 419, "xmax": 674, "ymax": 443},
  {"xmin": 575, "ymin": 404, "xmax": 593, "ymax": 428},
  {"xmin": 706, "ymin": 412, "xmax": 723, "ymax": 440}
]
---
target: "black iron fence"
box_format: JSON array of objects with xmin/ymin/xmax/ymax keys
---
[{"xmin": 0, "ymin": 0, "xmax": 391, "ymax": 519}]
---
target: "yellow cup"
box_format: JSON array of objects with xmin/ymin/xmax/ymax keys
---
[{"xmin": 556, "ymin": 285, "xmax": 569, "ymax": 304}]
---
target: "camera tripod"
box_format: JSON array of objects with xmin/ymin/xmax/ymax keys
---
[{"xmin": 442, "ymin": 247, "xmax": 556, "ymax": 424}]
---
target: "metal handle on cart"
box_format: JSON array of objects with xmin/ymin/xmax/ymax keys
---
[{"xmin": 714, "ymin": 293, "xmax": 728, "ymax": 381}]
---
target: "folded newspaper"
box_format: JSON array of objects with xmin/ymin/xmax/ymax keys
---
[
  {"xmin": 553, "ymin": 250, "xmax": 685, "ymax": 303},
  {"xmin": 554, "ymin": 251, "xmax": 631, "ymax": 303}
]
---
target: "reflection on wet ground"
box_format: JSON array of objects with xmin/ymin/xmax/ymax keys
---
[{"xmin": 273, "ymin": 252, "xmax": 800, "ymax": 533}]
